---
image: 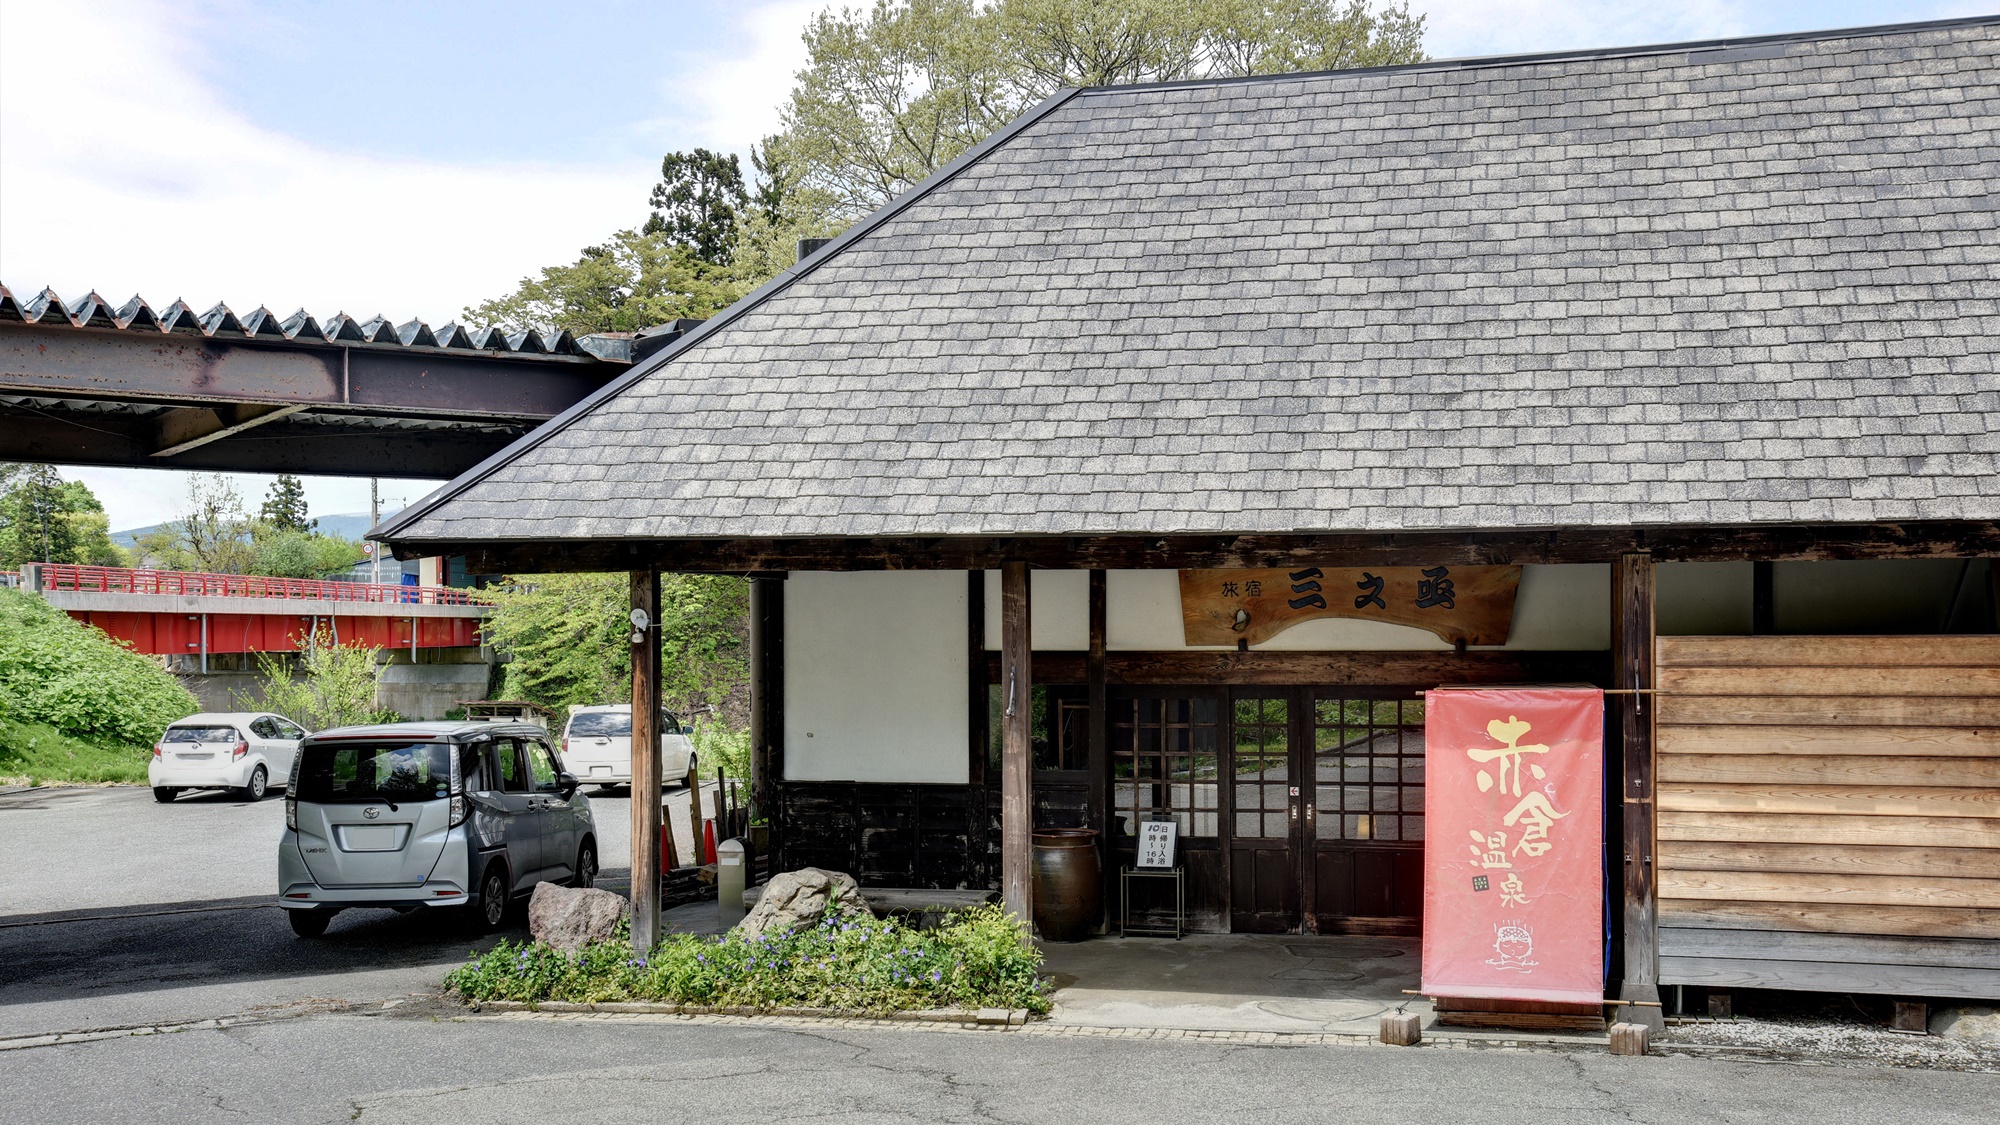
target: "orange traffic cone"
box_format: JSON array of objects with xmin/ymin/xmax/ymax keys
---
[{"xmin": 703, "ymin": 820, "xmax": 718, "ymax": 864}]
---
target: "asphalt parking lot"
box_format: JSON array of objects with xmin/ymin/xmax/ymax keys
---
[{"xmin": 0, "ymin": 781, "xmax": 715, "ymax": 1040}]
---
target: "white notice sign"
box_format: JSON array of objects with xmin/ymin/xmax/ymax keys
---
[{"xmin": 1137, "ymin": 820, "xmax": 1178, "ymax": 869}]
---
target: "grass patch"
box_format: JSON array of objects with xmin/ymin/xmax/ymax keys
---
[
  {"xmin": 445, "ymin": 905, "xmax": 1050, "ymax": 1014},
  {"xmin": 0, "ymin": 716, "xmax": 150, "ymax": 785}
]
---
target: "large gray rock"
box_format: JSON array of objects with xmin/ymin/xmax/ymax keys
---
[
  {"xmin": 1930, "ymin": 1006, "xmax": 2000, "ymax": 1046},
  {"xmin": 528, "ymin": 882, "xmax": 629, "ymax": 952},
  {"xmin": 732, "ymin": 868, "xmax": 870, "ymax": 939}
]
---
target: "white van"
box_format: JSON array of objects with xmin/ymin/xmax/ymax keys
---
[{"xmin": 559, "ymin": 705, "xmax": 696, "ymax": 791}]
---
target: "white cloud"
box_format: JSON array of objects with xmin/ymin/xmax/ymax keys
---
[
  {"xmin": 64, "ymin": 467, "xmax": 437, "ymax": 536},
  {"xmin": 0, "ymin": 0, "xmax": 650, "ymax": 326},
  {"xmin": 650, "ymin": 0, "xmax": 822, "ymax": 157}
]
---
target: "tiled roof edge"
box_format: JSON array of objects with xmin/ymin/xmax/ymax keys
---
[{"xmin": 372, "ymin": 86, "xmax": 1088, "ymax": 545}]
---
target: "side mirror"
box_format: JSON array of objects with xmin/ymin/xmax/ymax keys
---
[{"xmin": 556, "ymin": 771, "xmax": 580, "ymax": 796}]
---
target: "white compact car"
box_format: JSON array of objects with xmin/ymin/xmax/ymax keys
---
[
  {"xmin": 151, "ymin": 712, "xmax": 305, "ymax": 803},
  {"xmin": 559, "ymin": 705, "xmax": 696, "ymax": 791}
]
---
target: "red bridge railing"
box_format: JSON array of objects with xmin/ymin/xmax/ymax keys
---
[{"xmin": 33, "ymin": 564, "xmax": 493, "ymax": 606}]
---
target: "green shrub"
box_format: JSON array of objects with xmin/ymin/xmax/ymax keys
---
[
  {"xmin": 690, "ymin": 719, "xmax": 750, "ymax": 781},
  {"xmin": 0, "ymin": 717, "xmax": 151, "ymax": 784},
  {"xmin": 241, "ymin": 630, "xmax": 395, "ymax": 733},
  {"xmin": 446, "ymin": 904, "xmax": 1049, "ymax": 1014},
  {"xmin": 0, "ymin": 588, "xmax": 197, "ymax": 747}
]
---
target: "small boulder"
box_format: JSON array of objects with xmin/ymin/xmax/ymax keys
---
[
  {"xmin": 732, "ymin": 868, "xmax": 871, "ymax": 939},
  {"xmin": 528, "ymin": 882, "xmax": 629, "ymax": 952},
  {"xmin": 1931, "ymin": 1006, "xmax": 2000, "ymax": 1047}
]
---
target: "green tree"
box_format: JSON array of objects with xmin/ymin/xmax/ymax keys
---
[
  {"xmin": 463, "ymin": 229, "xmax": 755, "ymax": 335},
  {"xmin": 0, "ymin": 465, "xmax": 126, "ymax": 567},
  {"xmin": 135, "ymin": 473, "xmax": 256, "ymax": 573},
  {"xmin": 478, "ymin": 573, "xmax": 748, "ymax": 722},
  {"xmin": 251, "ymin": 529, "xmax": 365, "ymax": 579},
  {"xmin": 644, "ymin": 148, "xmax": 750, "ymax": 265},
  {"xmin": 774, "ymin": 0, "xmax": 1426, "ymax": 218},
  {"xmin": 259, "ymin": 474, "xmax": 313, "ymax": 533},
  {"xmin": 247, "ymin": 629, "xmax": 395, "ymax": 732}
]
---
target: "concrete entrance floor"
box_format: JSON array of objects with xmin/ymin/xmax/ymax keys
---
[{"xmin": 1040, "ymin": 933, "xmax": 1428, "ymax": 1035}]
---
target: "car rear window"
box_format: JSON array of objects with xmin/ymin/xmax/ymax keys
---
[
  {"xmin": 295, "ymin": 742, "xmax": 456, "ymax": 803},
  {"xmin": 164, "ymin": 726, "xmax": 239, "ymax": 743},
  {"xmin": 568, "ymin": 711, "xmax": 631, "ymax": 738}
]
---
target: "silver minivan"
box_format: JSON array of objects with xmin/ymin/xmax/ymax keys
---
[{"xmin": 277, "ymin": 721, "xmax": 597, "ymax": 937}]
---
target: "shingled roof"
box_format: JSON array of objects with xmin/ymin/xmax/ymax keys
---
[{"xmin": 380, "ymin": 17, "xmax": 2000, "ymax": 550}]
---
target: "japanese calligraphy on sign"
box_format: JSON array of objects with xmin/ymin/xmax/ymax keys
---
[
  {"xmin": 1421, "ymin": 688, "xmax": 1603, "ymax": 1005},
  {"xmin": 1178, "ymin": 567, "xmax": 1520, "ymax": 647}
]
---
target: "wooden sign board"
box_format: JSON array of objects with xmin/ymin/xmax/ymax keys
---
[
  {"xmin": 1180, "ymin": 566, "xmax": 1520, "ymax": 647},
  {"xmin": 1137, "ymin": 820, "xmax": 1178, "ymax": 868}
]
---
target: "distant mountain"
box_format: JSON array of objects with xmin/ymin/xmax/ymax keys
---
[{"xmin": 111, "ymin": 510, "xmax": 396, "ymax": 549}]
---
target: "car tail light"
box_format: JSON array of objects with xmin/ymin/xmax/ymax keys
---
[
  {"xmin": 152, "ymin": 743, "xmax": 164, "ymax": 759},
  {"xmin": 560, "ymin": 738, "xmax": 569, "ymax": 753},
  {"xmin": 232, "ymin": 740, "xmax": 249, "ymax": 760},
  {"xmin": 285, "ymin": 796, "xmax": 297, "ymax": 831},
  {"xmin": 448, "ymin": 747, "xmax": 468, "ymax": 827}
]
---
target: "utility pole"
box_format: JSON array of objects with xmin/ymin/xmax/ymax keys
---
[{"xmin": 369, "ymin": 478, "xmax": 381, "ymax": 586}]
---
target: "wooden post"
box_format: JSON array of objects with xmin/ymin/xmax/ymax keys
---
[
  {"xmin": 1000, "ymin": 561, "xmax": 1033, "ymax": 925},
  {"xmin": 749, "ymin": 575, "xmax": 784, "ymax": 867},
  {"xmin": 1614, "ymin": 552, "xmax": 1663, "ymax": 1032},
  {"xmin": 1087, "ymin": 568, "xmax": 1109, "ymax": 923},
  {"xmin": 685, "ymin": 751, "xmax": 707, "ymax": 864},
  {"xmin": 629, "ymin": 569, "xmax": 663, "ymax": 954}
]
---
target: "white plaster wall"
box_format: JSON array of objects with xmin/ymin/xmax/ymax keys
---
[
  {"xmin": 982, "ymin": 569, "xmax": 1090, "ymax": 650},
  {"xmin": 1102, "ymin": 565, "xmax": 1609, "ymax": 651},
  {"xmin": 784, "ymin": 571, "xmax": 969, "ymax": 784}
]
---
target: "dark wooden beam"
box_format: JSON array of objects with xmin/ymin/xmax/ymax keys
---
[
  {"xmin": 1000, "ymin": 561, "xmax": 1033, "ymax": 924},
  {"xmin": 1087, "ymin": 568, "xmax": 1109, "ymax": 920},
  {"xmin": 985, "ymin": 649, "xmax": 1610, "ymax": 687},
  {"xmin": 751, "ymin": 576, "xmax": 785, "ymax": 867},
  {"xmin": 630, "ymin": 569, "xmax": 663, "ymax": 953},
  {"xmin": 1615, "ymin": 552, "xmax": 1664, "ymax": 1033},
  {"xmin": 420, "ymin": 522, "xmax": 2000, "ymax": 571},
  {"xmin": 1752, "ymin": 561, "xmax": 1775, "ymax": 634}
]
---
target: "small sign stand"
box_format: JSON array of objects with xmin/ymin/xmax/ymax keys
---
[{"xmin": 1120, "ymin": 817, "xmax": 1185, "ymax": 939}]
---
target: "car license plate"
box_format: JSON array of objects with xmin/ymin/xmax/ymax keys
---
[
  {"xmin": 178, "ymin": 752, "xmax": 214, "ymax": 760},
  {"xmin": 591, "ymin": 766, "xmax": 612, "ymax": 776},
  {"xmin": 338, "ymin": 825, "xmax": 402, "ymax": 852}
]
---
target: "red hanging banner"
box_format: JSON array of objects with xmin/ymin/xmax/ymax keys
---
[{"xmin": 1422, "ymin": 687, "xmax": 1604, "ymax": 1004}]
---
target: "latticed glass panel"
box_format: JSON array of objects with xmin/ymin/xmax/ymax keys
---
[
  {"xmin": 1111, "ymin": 697, "xmax": 1219, "ymax": 838},
  {"xmin": 1231, "ymin": 696, "xmax": 1290, "ymax": 839},
  {"xmin": 1311, "ymin": 695, "xmax": 1425, "ymax": 842}
]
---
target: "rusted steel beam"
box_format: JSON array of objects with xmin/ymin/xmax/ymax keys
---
[
  {"xmin": 152, "ymin": 403, "xmax": 306, "ymax": 457},
  {"xmin": 421, "ymin": 521, "xmax": 2000, "ymax": 573},
  {"xmin": 0, "ymin": 323, "xmax": 618, "ymax": 420},
  {"xmin": 0, "ymin": 404, "xmax": 516, "ymax": 477}
]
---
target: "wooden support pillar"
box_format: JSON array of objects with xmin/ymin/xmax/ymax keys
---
[
  {"xmin": 1000, "ymin": 561, "xmax": 1033, "ymax": 925},
  {"xmin": 749, "ymin": 575, "xmax": 784, "ymax": 866},
  {"xmin": 630, "ymin": 569, "xmax": 663, "ymax": 954},
  {"xmin": 1087, "ymin": 569, "xmax": 1109, "ymax": 922},
  {"xmin": 1614, "ymin": 552, "xmax": 1663, "ymax": 1032}
]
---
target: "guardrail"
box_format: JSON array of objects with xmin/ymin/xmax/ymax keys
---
[{"xmin": 28, "ymin": 563, "xmax": 493, "ymax": 606}]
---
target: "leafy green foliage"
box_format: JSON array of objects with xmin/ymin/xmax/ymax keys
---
[
  {"xmin": 691, "ymin": 719, "xmax": 752, "ymax": 782},
  {"xmin": 778, "ymin": 0, "xmax": 1427, "ymax": 216},
  {"xmin": 0, "ymin": 464, "xmax": 126, "ymax": 567},
  {"xmin": 480, "ymin": 572, "xmax": 748, "ymax": 723},
  {"xmin": 133, "ymin": 473, "xmax": 361, "ymax": 578},
  {"xmin": 462, "ymin": 229, "xmax": 755, "ymax": 335},
  {"xmin": 0, "ymin": 588, "xmax": 197, "ymax": 747},
  {"xmin": 244, "ymin": 630, "xmax": 396, "ymax": 733},
  {"xmin": 0, "ymin": 716, "xmax": 151, "ymax": 785},
  {"xmin": 259, "ymin": 474, "xmax": 313, "ymax": 533},
  {"xmin": 644, "ymin": 148, "xmax": 749, "ymax": 264},
  {"xmin": 446, "ymin": 905, "xmax": 1049, "ymax": 1014}
]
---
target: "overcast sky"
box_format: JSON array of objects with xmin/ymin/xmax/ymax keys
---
[{"xmin": 0, "ymin": 0, "xmax": 1979, "ymax": 532}]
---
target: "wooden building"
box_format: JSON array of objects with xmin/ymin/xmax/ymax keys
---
[{"xmin": 379, "ymin": 17, "xmax": 2000, "ymax": 1017}]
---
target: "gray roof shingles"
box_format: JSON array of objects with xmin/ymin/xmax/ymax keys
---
[{"xmin": 388, "ymin": 20, "xmax": 2000, "ymax": 546}]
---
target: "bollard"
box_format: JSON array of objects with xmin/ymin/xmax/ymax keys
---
[
  {"xmin": 1380, "ymin": 1012, "xmax": 1421, "ymax": 1046},
  {"xmin": 1609, "ymin": 1022, "xmax": 1651, "ymax": 1056},
  {"xmin": 717, "ymin": 838, "xmax": 747, "ymax": 929}
]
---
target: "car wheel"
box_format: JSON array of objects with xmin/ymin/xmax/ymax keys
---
[
  {"xmin": 469, "ymin": 865, "xmax": 509, "ymax": 933},
  {"xmin": 152, "ymin": 787, "xmax": 178, "ymax": 803},
  {"xmin": 573, "ymin": 841, "xmax": 599, "ymax": 889},
  {"xmin": 288, "ymin": 909, "xmax": 335, "ymax": 938},
  {"xmin": 238, "ymin": 765, "xmax": 269, "ymax": 802}
]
